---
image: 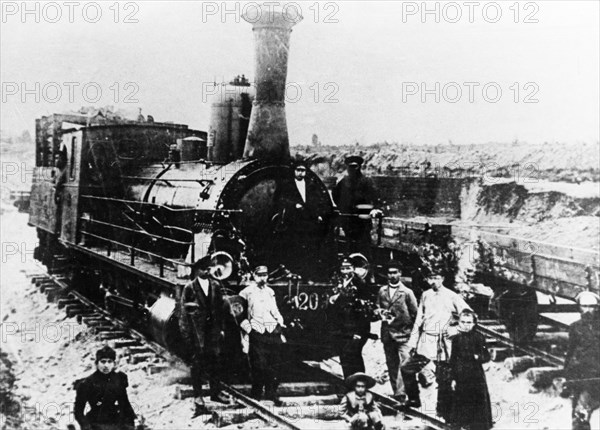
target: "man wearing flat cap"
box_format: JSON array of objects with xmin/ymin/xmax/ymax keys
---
[
  {"xmin": 74, "ymin": 346, "xmax": 136, "ymax": 430},
  {"xmin": 564, "ymin": 291, "xmax": 600, "ymax": 430},
  {"xmin": 239, "ymin": 265, "xmax": 286, "ymax": 403},
  {"xmin": 333, "ymin": 155, "xmax": 381, "ymax": 254},
  {"xmin": 179, "ymin": 257, "xmax": 229, "ymax": 416},
  {"xmin": 340, "ymin": 372, "xmax": 384, "ymax": 430}
]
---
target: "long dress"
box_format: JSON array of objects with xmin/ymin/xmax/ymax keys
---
[{"xmin": 449, "ymin": 329, "xmax": 493, "ymax": 430}]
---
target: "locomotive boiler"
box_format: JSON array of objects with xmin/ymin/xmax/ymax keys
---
[{"xmin": 28, "ymin": 7, "xmax": 342, "ymax": 358}]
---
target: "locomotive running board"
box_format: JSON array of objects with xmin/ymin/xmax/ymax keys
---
[{"xmin": 65, "ymin": 241, "xmax": 183, "ymax": 291}]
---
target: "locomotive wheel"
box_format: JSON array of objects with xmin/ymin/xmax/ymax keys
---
[{"xmin": 495, "ymin": 287, "xmax": 539, "ymax": 344}]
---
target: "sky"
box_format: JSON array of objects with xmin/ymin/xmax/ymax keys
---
[{"xmin": 1, "ymin": 0, "xmax": 599, "ymax": 146}]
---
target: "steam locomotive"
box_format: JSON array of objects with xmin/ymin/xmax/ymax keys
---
[{"xmin": 28, "ymin": 8, "xmax": 357, "ymax": 359}]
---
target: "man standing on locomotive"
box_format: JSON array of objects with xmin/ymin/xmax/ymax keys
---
[
  {"xmin": 273, "ymin": 160, "xmax": 326, "ymax": 274},
  {"xmin": 239, "ymin": 265, "xmax": 286, "ymax": 404},
  {"xmin": 328, "ymin": 258, "xmax": 377, "ymax": 378},
  {"xmin": 179, "ymin": 257, "xmax": 230, "ymax": 416},
  {"xmin": 332, "ymin": 155, "xmax": 382, "ymax": 255},
  {"xmin": 377, "ymin": 262, "xmax": 419, "ymax": 406},
  {"xmin": 564, "ymin": 291, "xmax": 600, "ymax": 430}
]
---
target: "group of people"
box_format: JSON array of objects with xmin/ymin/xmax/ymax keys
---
[
  {"xmin": 328, "ymin": 257, "xmax": 493, "ymax": 430},
  {"xmin": 272, "ymin": 154, "xmax": 380, "ymax": 276},
  {"xmin": 72, "ymin": 254, "xmax": 600, "ymax": 430},
  {"xmin": 175, "ymin": 254, "xmax": 494, "ymax": 430},
  {"xmin": 179, "ymin": 262, "xmax": 287, "ymax": 416},
  {"xmin": 71, "ymin": 154, "xmax": 600, "ymax": 430}
]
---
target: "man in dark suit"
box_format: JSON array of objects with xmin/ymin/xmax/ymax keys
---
[
  {"xmin": 328, "ymin": 259, "xmax": 376, "ymax": 378},
  {"xmin": 332, "ymin": 155, "xmax": 381, "ymax": 255},
  {"xmin": 377, "ymin": 262, "xmax": 419, "ymax": 406},
  {"xmin": 179, "ymin": 257, "xmax": 229, "ymax": 415},
  {"xmin": 273, "ymin": 161, "xmax": 326, "ymax": 274}
]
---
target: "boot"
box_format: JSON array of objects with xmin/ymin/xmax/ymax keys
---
[
  {"xmin": 265, "ymin": 380, "xmax": 281, "ymax": 406},
  {"xmin": 374, "ymin": 422, "xmax": 385, "ymax": 430},
  {"xmin": 264, "ymin": 391, "xmax": 282, "ymax": 406},
  {"xmin": 250, "ymin": 384, "xmax": 263, "ymax": 400}
]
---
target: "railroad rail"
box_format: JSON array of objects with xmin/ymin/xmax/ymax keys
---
[
  {"xmin": 476, "ymin": 320, "xmax": 566, "ymax": 367},
  {"xmin": 23, "ymin": 259, "xmax": 451, "ymax": 429},
  {"xmin": 19, "ymin": 247, "xmax": 574, "ymax": 429},
  {"xmin": 26, "ymin": 268, "xmax": 307, "ymax": 429}
]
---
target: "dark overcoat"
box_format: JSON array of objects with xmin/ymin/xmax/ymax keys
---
[
  {"xmin": 74, "ymin": 370, "xmax": 136, "ymax": 430},
  {"xmin": 564, "ymin": 310, "xmax": 600, "ymax": 394},
  {"xmin": 179, "ymin": 276, "xmax": 226, "ymax": 353},
  {"xmin": 449, "ymin": 330, "xmax": 493, "ymax": 430}
]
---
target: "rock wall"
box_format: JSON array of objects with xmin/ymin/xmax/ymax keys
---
[
  {"xmin": 461, "ymin": 181, "xmax": 600, "ymax": 224},
  {"xmin": 363, "ymin": 176, "xmax": 599, "ymax": 229},
  {"xmin": 372, "ymin": 176, "xmax": 468, "ymax": 218}
]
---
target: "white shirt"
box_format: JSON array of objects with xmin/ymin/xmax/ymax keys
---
[
  {"xmin": 387, "ymin": 281, "xmax": 401, "ymax": 292},
  {"xmin": 239, "ymin": 282, "xmax": 284, "ymax": 334},
  {"xmin": 198, "ymin": 277, "xmax": 209, "ymax": 297},
  {"xmin": 295, "ymin": 179, "xmax": 306, "ymax": 203},
  {"xmin": 408, "ymin": 286, "xmax": 471, "ymax": 360}
]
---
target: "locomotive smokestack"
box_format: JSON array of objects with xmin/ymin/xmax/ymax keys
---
[{"xmin": 242, "ymin": 4, "xmax": 302, "ymax": 161}]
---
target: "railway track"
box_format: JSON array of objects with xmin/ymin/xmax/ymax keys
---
[
  {"xmin": 24, "ymin": 263, "xmax": 447, "ymax": 430},
  {"xmin": 20, "ymin": 252, "xmax": 573, "ymax": 429},
  {"xmin": 26, "ymin": 267, "xmax": 306, "ymax": 429},
  {"xmin": 476, "ymin": 319, "xmax": 566, "ymax": 367}
]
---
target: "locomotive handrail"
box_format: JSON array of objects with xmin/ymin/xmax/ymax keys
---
[
  {"xmin": 83, "ymin": 218, "xmax": 194, "ymax": 246},
  {"xmin": 122, "ymin": 176, "xmax": 214, "ymax": 186},
  {"xmin": 81, "ymin": 195, "xmax": 243, "ymax": 214},
  {"xmin": 81, "ymin": 231, "xmax": 193, "ymax": 269}
]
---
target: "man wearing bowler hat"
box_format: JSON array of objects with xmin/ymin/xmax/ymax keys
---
[
  {"xmin": 74, "ymin": 346, "xmax": 136, "ymax": 430},
  {"xmin": 179, "ymin": 257, "xmax": 230, "ymax": 416},
  {"xmin": 239, "ymin": 265, "xmax": 286, "ymax": 403},
  {"xmin": 332, "ymin": 155, "xmax": 381, "ymax": 254},
  {"xmin": 340, "ymin": 372, "xmax": 384, "ymax": 430}
]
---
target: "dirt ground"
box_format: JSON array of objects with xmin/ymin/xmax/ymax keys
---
[{"xmin": 2, "ymin": 208, "xmax": 596, "ymax": 430}]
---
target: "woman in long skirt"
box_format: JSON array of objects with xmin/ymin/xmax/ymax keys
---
[{"xmin": 449, "ymin": 309, "xmax": 493, "ymax": 430}]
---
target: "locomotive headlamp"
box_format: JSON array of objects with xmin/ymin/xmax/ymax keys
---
[
  {"xmin": 349, "ymin": 253, "xmax": 370, "ymax": 279},
  {"xmin": 209, "ymin": 251, "xmax": 234, "ymax": 281}
]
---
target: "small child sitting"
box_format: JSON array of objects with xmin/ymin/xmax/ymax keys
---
[{"xmin": 340, "ymin": 372, "xmax": 385, "ymax": 430}]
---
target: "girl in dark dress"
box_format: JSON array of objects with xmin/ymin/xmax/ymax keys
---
[{"xmin": 449, "ymin": 309, "xmax": 493, "ymax": 430}]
